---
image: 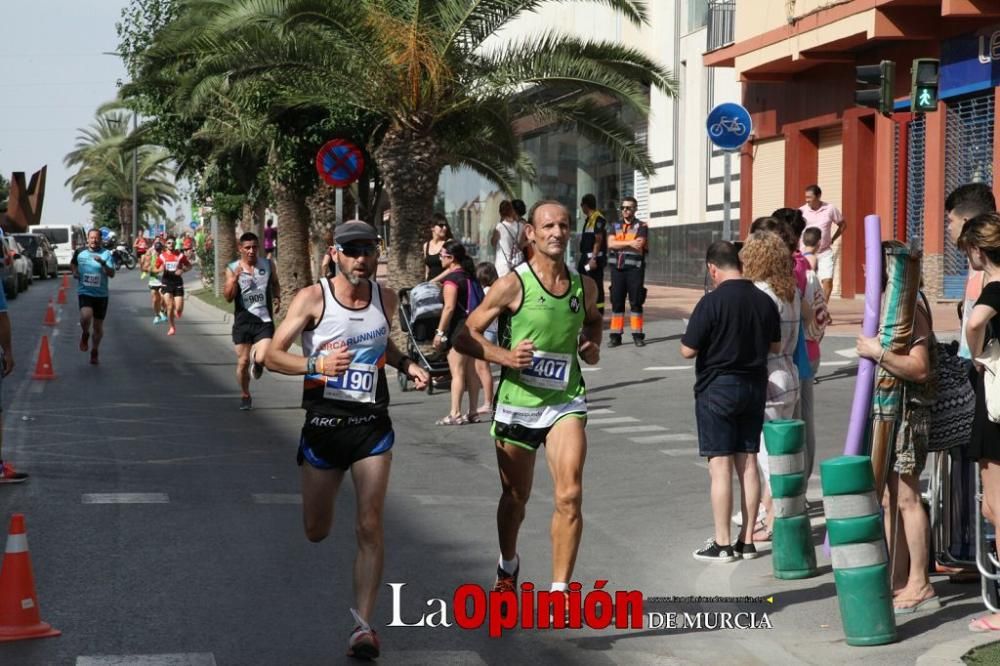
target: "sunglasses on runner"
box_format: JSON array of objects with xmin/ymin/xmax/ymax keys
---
[{"xmin": 336, "ymin": 243, "xmax": 379, "ymax": 257}]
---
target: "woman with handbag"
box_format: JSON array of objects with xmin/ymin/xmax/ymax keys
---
[
  {"xmin": 855, "ymin": 247, "xmax": 938, "ymax": 615},
  {"xmin": 960, "ymin": 213, "xmax": 1000, "ymax": 631}
]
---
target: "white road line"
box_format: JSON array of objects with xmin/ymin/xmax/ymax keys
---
[
  {"xmin": 77, "ymin": 655, "xmax": 217, "ymax": 666},
  {"xmin": 820, "ymin": 360, "xmax": 852, "ymax": 367},
  {"xmin": 633, "ymin": 433, "xmax": 697, "ymax": 444},
  {"xmin": 81, "ymin": 493, "xmax": 169, "ymax": 504},
  {"xmin": 603, "ymin": 425, "xmax": 667, "ymax": 434},
  {"xmin": 252, "ymin": 493, "xmax": 301, "ymax": 505},
  {"xmin": 589, "ymin": 408, "xmax": 615, "ymax": 415},
  {"xmin": 835, "ymin": 348, "xmax": 858, "ymax": 359},
  {"xmin": 389, "ymin": 652, "xmax": 487, "ymax": 666},
  {"xmin": 643, "ymin": 366, "xmax": 693, "ymax": 371},
  {"xmin": 587, "ymin": 416, "xmax": 640, "ymax": 426},
  {"xmin": 411, "ymin": 495, "xmax": 496, "ymax": 506},
  {"xmin": 581, "ymin": 367, "xmax": 600, "ymax": 372},
  {"xmin": 660, "ymin": 448, "xmax": 699, "ymax": 457}
]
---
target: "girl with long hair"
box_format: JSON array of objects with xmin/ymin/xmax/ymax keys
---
[
  {"xmin": 423, "ymin": 213, "xmax": 453, "ymax": 282},
  {"xmin": 433, "ymin": 240, "xmax": 485, "ymax": 425},
  {"xmin": 740, "ymin": 230, "xmax": 801, "ymax": 545}
]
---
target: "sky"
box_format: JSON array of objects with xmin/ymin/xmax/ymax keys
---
[{"xmin": 1, "ymin": 1, "xmax": 138, "ymax": 227}]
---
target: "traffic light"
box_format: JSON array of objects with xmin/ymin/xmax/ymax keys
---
[
  {"xmin": 911, "ymin": 58, "xmax": 940, "ymax": 113},
  {"xmin": 855, "ymin": 60, "xmax": 895, "ymax": 115}
]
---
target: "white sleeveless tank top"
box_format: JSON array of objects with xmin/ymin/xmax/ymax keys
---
[{"xmin": 301, "ymin": 278, "xmax": 390, "ymax": 415}]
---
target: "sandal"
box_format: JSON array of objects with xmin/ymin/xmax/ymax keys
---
[
  {"xmin": 476, "ymin": 405, "xmax": 492, "ymax": 416},
  {"xmin": 466, "ymin": 412, "xmax": 481, "ymax": 424},
  {"xmin": 436, "ymin": 414, "xmax": 467, "ymax": 426},
  {"xmin": 752, "ymin": 525, "xmax": 773, "ymax": 543},
  {"xmin": 894, "ymin": 595, "xmax": 940, "ymax": 615},
  {"xmin": 969, "ymin": 616, "xmax": 1000, "ymax": 632}
]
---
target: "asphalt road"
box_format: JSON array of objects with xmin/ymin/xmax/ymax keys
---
[{"xmin": 0, "ymin": 273, "xmax": 989, "ymax": 665}]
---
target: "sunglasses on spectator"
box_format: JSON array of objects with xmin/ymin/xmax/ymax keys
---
[
  {"xmin": 336, "ymin": 243, "xmax": 378, "ymax": 257},
  {"xmin": 439, "ymin": 252, "xmax": 453, "ymax": 260},
  {"xmin": 434, "ymin": 222, "xmax": 448, "ymax": 227},
  {"xmin": 621, "ymin": 205, "xmax": 636, "ymax": 211}
]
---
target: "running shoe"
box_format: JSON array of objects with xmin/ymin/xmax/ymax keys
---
[
  {"xmin": 492, "ymin": 562, "xmax": 519, "ymax": 593},
  {"xmin": 250, "ymin": 345, "xmax": 263, "ymax": 380},
  {"xmin": 240, "ymin": 396, "xmax": 252, "ymax": 411},
  {"xmin": 347, "ymin": 608, "xmax": 380, "ymax": 659},
  {"xmin": 167, "ymin": 326, "xmax": 176, "ymax": 336},
  {"xmin": 79, "ymin": 330, "xmax": 90, "ymax": 352},
  {"xmin": 692, "ymin": 539, "xmax": 737, "ymax": 563},
  {"xmin": 152, "ymin": 315, "xmax": 161, "ymax": 325},
  {"xmin": 0, "ymin": 462, "xmax": 28, "ymax": 484},
  {"xmin": 90, "ymin": 349, "xmax": 99, "ymax": 365}
]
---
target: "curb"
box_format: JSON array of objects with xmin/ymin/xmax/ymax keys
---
[{"xmin": 916, "ymin": 634, "xmax": 1000, "ymax": 665}]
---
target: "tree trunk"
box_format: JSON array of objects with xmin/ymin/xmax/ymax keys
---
[
  {"xmin": 254, "ymin": 200, "xmax": 267, "ymax": 241},
  {"xmin": 215, "ymin": 210, "xmax": 237, "ymax": 272},
  {"xmin": 270, "ymin": 176, "xmax": 312, "ymax": 318},
  {"xmin": 374, "ymin": 126, "xmax": 441, "ymax": 293},
  {"xmin": 307, "ymin": 181, "xmax": 337, "ymax": 281}
]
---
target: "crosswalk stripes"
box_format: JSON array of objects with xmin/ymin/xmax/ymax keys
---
[
  {"xmin": 77, "ymin": 654, "xmax": 217, "ymax": 665},
  {"xmin": 602, "ymin": 425, "xmax": 667, "ymax": 434},
  {"xmin": 81, "ymin": 493, "xmax": 169, "ymax": 504}
]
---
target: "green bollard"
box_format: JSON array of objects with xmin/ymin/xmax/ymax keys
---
[
  {"xmin": 820, "ymin": 455, "xmax": 897, "ymax": 646},
  {"xmin": 763, "ymin": 419, "xmax": 819, "ymax": 579}
]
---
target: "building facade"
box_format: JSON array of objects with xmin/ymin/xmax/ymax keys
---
[
  {"xmin": 437, "ymin": 0, "xmax": 743, "ymax": 286},
  {"xmin": 706, "ymin": 0, "xmax": 1000, "ymax": 299}
]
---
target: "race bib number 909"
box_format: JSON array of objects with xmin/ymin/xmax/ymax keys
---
[
  {"xmin": 520, "ymin": 351, "xmax": 571, "ymax": 390},
  {"xmin": 323, "ymin": 362, "xmax": 378, "ymax": 404}
]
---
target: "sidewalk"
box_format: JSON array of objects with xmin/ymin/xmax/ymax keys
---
[{"xmin": 643, "ymin": 284, "xmax": 961, "ymax": 335}]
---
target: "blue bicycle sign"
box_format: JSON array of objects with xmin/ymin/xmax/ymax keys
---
[{"xmin": 706, "ymin": 103, "xmax": 753, "ymax": 151}]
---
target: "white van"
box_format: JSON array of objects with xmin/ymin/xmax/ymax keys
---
[{"xmin": 31, "ymin": 225, "xmax": 86, "ymax": 269}]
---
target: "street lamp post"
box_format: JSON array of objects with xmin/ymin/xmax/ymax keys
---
[{"xmin": 132, "ymin": 113, "xmax": 138, "ymax": 241}]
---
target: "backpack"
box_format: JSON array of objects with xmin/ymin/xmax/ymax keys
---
[
  {"xmin": 465, "ymin": 277, "xmax": 485, "ymax": 314},
  {"xmin": 496, "ymin": 222, "xmax": 524, "ymax": 272},
  {"xmin": 802, "ymin": 269, "xmax": 830, "ymax": 343}
]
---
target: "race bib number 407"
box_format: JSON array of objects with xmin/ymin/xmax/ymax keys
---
[
  {"xmin": 520, "ymin": 351, "xmax": 572, "ymax": 390},
  {"xmin": 323, "ymin": 362, "xmax": 378, "ymax": 404}
]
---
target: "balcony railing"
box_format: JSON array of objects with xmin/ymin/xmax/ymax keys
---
[{"xmin": 707, "ymin": 0, "xmax": 735, "ymax": 51}]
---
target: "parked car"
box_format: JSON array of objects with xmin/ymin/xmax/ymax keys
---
[
  {"xmin": 0, "ymin": 236, "xmax": 29, "ymax": 298},
  {"xmin": 31, "ymin": 224, "xmax": 86, "ymax": 269},
  {"xmin": 13, "ymin": 233, "xmax": 59, "ymax": 279}
]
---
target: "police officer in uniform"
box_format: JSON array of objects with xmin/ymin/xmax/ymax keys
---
[
  {"xmin": 578, "ymin": 193, "xmax": 607, "ymax": 315},
  {"xmin": 607, "ymin": 196, "xmax": 649, "ymax": 347}
]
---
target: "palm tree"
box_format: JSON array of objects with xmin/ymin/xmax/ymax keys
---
[
  {"xmin": 138, "ymin": 0, "xmax": 676, "ymax": 289},
  {"xmin": 64, "ymin": 112, "xmax": 177, "ymax": 232}
]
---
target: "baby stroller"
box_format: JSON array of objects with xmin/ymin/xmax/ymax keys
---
[{"xmin": 397, "ymin": 283, "xmax": 451, "ymax": 394}]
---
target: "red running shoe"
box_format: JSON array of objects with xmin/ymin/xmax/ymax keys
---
[
  {"xmin": 347, "ymin": 609, "xmax": 380, "ymax": 659},
  {"xmin": 0, "ymin": 461, "xmax": 28, "ymax": 484}
]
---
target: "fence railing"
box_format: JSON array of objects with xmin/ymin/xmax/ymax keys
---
[{"xmin": 707, "ymin": 0, "xmax": 735, "ymax": 51}]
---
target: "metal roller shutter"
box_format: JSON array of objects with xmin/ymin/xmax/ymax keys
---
[
  {"xmin": 816, "ymin": 127, "xmax": 844, "ymax": 297},
  {"xmin": 752, "ymin": 137, "xmax": 785, "ymax": 218},
  {"xmin": 944, "ymin": 94, "xmax": 994, "ymax": 299}
]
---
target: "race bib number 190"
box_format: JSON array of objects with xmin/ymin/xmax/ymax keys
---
[
  {"xmin": 520, "ymin": 351, "xmax": 571, "ymax": 390},
  {"xmin": 323, "ymin": 362, "xmax": 378, "ymax": 404}
]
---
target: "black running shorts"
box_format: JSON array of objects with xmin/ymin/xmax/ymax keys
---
[
  {"xmin": 297, "ymin": 412, "xmax": 394, "ymax": 471},
  {"xmin": 78, "ymin": 295, "xmax": 109, "ymax": 321},
  {"xmin": 232, "ymin": 319, "xmax": 274, "ymax": 346}
]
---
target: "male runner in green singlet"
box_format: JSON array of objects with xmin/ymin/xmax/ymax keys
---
[{"xmin": 455, "ymin": 200, "xmax": 602, "ymax": 599}]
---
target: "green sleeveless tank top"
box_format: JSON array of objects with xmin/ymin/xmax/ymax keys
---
[{"xmin": 497, "ymin": 263, "xmax": 586, "ymax": 407}]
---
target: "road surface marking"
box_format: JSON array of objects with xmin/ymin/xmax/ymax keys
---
[
  {"xmin": 389, "ymin": 652, "xmax": 487, "ymax": 666},
  {"xmin": 411, "ymin": 495, "xmax": 496, "ymax": 506},
  {"xmin": 660, "ymin": 448, "xmax": 699, "ymax": 456},
  {"xmin": 632, "ymin": 433, "xmax": 697, "ymax": 444},
  {"xmin": 581, "ymin": 367, "xmax": 600, "ymax": 372},
  {"xmin": 835, "ymin": 348, "xmax": 858, "ymax": 358},
  {"xmin": 82, "ymin": 493, "xmax": 169, "ymax": 504},
  {"xmin": 587, "ymin": 417, "xmax": 640, "ymax": 426},
  {"xmin": 643, "ymin": 366, "xmax": 693, "ymax": 371},
  {"xmin": 820, "ymin": 360, "xmax": 852, "ymax": 367},
  {"xmin": 252, "ymin": 493, "xmax": 301, "ymax": 505},
  {"xmin": 603, "ymin": 425, "xmax": 667, "ymax": 434},
  {"xmin": 77, "ymin": 655, "xmax": 217, "ymax": 666},
  {"xmin": 589, "ymin": 408, "xmax": 615, "ymax": 415}
]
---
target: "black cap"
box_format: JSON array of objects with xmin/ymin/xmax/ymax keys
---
[{"xmin": 334, "ymin": 221, "xmax": 379, "ymax": 244}]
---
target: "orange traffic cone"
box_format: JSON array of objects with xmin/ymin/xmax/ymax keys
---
[
  {"xmin": 31, "ymin": 337, "xmax": 55, "ymax": 380},
  {"xmin": 60, "ymin": 273, "xmax": 69, "ymax": 289},
  {"xmin": 56, "ymin": 288, "xmax": 66, "ymax": 305},
  {"xmin": 0, "ymin": 514, "xmax": 60, "ymax": 642},
  {"xmin": 42, "ymin": 300, "xmax": 57, "ymax": 327}
]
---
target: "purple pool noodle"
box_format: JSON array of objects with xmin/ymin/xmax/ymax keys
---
[
  {"xmin": 842, "ymin": 215, "xmax": 883, "ymax": 456},
  {"xmin": 824, "ymin": 215, "xmax": 881, "ymax": 558}
]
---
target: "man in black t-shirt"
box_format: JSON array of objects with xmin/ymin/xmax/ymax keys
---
[
  {"xmin": 578, "ymin": 193, "xmax": 607, "ymax": 314},
  {"xmin": 680, "ymin": 241, "xmax": 780, "ymax": 564}
]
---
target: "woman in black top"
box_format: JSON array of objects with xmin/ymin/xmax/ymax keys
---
[
  {"xmin": 432, "ymin": 240, "xmax": 484, "ymax": 425},
  {"xmin": 423, "ymin": 214, "xmax": 452, "ymax": 281},
  {"xmin": 960, "ymin": 212, "xmax": 1000, "ymax": 632}
]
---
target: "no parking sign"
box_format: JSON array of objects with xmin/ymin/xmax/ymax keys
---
[{"xmin": 315, "ymin": 139, "xmax": 365, "ymax": 187}]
